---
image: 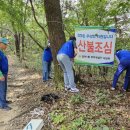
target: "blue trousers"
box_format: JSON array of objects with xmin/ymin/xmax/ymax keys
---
[
  {"xmin": 42, "ymin": 61, "xmax": 52, "ymax": 81},
  {"xmin": 112, "ymin": 61, "xmax": 130, "ymax": 90},
  {"xmin": 0, "ymin": 75, "xmax": 8, "ymax": 108}
]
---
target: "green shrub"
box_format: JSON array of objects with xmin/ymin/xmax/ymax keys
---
[
  {"xmin": 70, "ymin": 94, "xmax": 85, "ymax": 105},
  {"xmin": 50, "ymin": 111, "xmax": 66, "ymax": 125},
  {"xmin": 96, "ymin": 89, "xmax": 109, "ymax": 105}
]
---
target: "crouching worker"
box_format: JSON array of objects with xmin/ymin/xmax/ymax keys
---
[
  {"xmin": 112, "ymin": 49, "xmax": 130, "ymax": 92},
  {"xmin": 42, "ymin": 41, "xmax": 53, "ymax": 82},
  {"xmin": 0, "ymin": 38, "xmax": 12, "ymax": 110},
  {"xmin": 57, "ymin": 36, "xmax": 79, "ymax": 93}
]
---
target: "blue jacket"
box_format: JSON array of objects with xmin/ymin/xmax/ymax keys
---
[
  {"xmin": 0, "ymin": 50, "xmax": 8, "ymax": 75},
  {"xmin": 43, "ymin": 47, "xmax": 53, "ymax": 62},
  {"xmin": 116, "ymin": 50, "xmax": 130, "ymax": 65},
  {"xmin": 57, "ymin": 40, "xmax": 74, "ymax": 58},
  {"xmin": 116, "ymin": 50, "xmax": 130, "ymax": 61}
]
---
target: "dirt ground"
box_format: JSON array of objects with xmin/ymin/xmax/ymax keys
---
[
  {"xmin": 0, "ymin": 56, "xmax": 47, "ymax": 130},
  {"xmin": 0, "ymin": 56, "xmax": 130, "ymax": 130}
]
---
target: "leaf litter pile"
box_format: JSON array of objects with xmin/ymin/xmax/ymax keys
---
[{"xmin": 3, "ymin": 63, "xmax": 130, "ymax": 130}]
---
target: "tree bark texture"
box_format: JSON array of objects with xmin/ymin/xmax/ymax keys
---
[
  {"xmin": 44, "ymin": 0, "xmax": 66, "ymax": 62},
  {"xmin": 44, "ymin": 0, "xmax": 66, "ymax": 86},
  {"xmin": 14, "ymin": 33, "xmax": 20, "ymax": 58}
]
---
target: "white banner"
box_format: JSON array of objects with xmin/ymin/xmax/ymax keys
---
[{"xmin": 75, "ymin": 26, "xmax": 116, "ymax": 66}]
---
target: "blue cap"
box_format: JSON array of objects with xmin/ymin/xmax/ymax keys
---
[{"xmin": 0, "ymin": 38, "xmax": 9, "ymax": 45}]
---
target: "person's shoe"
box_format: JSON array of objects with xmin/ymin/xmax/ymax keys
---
[
  {"xmin": 6, "ymin": 100, "xmax": 12, "ymax": 104},
  {"xmin": 48, "ymin": 76, "xmax": 53, "ymax": 79},
  {"xmin": 43, "ymin": 80, "xmax": 47, "ymax": 82},
  {"xmin": 111, "ymin": 87, "xmax": 115, "ymax": 91},
  {"xmin": 69, "ymin": 87, "xmax": 79, "ymax": 93},
  {"xmin": 122, "ymin": 88, "xmax": 126, "ymax": 92},
  {"xmin": 4, "ymin": 106, "xmax": 12, "ymax": 111},
  {"xmin": 120, "ymin": 88, "xmax": 126, "ymax": 94},
  {"xmin": 65, "ymin": 86, "xmax": 70, "ymax": 91},
  {"xmin": 0, "ymin": 106, "xmax": 12, "ymax": 111}
]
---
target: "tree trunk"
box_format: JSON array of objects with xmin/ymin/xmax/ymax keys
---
[
  {"xmin": 44, "ymin": 0, "xmax": 66, "ymax": 86},
  {"xmin": 21, "ymin": 32, "xmax": 25, "ymax": 61},
  {"xmin": 14, "ymin": 33, "xmax": 20, "ymax": 58}
]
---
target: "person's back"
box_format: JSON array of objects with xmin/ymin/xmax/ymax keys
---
[
  {"xmin": 42, "ymin": 42, "xmax": 53, "ymax": 82},
  {"xmin": 112, "ymin": 49, "xmax": 130, "ymax": 92},
  {"xmin": 43, "ymin": 47, "xmax": 53, "ymax": 62},
  {"xmin": 58, "ymin": 40, "xmax": 75, "ymax": 59},
  {"xmin": 116, "ymin": 50, "xmax": 130, "ymax": 61},
  {"xmin": 57, "ymin": 36, "xmax": 79, "ymax": 93}
]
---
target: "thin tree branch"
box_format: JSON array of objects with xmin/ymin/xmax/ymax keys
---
[
  {"xmin": 29, "ymin": 0, "xmax": 48, "ymax": 38},
  {"xmin": 27, "ymin": 30, "xmax": 43, "ymax": 50},
  {"xmin": 0, "ymin": 27, "xmax": 14, "ymax": 36}
]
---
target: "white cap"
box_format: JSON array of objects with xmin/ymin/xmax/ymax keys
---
[{"xmin": 48, "ymin": 42, "xmax": 50, "ymax": 46}]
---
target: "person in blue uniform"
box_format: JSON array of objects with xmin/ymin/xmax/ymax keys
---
[
  {"xmin": 57, "ymin": 36, "xmax": 79, "ymax": 93},
  {"xmin": 111, "ymin": 49, "xmax": 130, "ymax": 92},
  {"xmin": 0, "ymin": 37, "xmax": 12, "ymax": 110},
  {"xmin": 42, "ymin": 41, "xmax": 53, "ymax": 82}
]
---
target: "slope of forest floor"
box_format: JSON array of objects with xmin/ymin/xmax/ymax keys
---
[{"xmin": 0, "ymin": 56, "xmax": 130, "ymax": 130}]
